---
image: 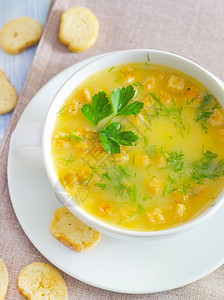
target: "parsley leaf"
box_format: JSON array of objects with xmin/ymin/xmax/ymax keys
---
[
  {"xmin": 81, "ymin": 85, "xmax": 144, "ymax": 154},
  {"xmin": 99, "ymin": 122, "xmax": 139, "ymax": 154},
  {"xmin": 110, "ymin": 85, "xmax": 143, "ymax": 116},
  {"xmin": 81, "ymin": 91, "xmax": 112, "ymax": 126}
]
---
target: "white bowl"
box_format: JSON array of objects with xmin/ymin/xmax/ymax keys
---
[{"xmin": 11, "ymin": 49, "xmax": 224, "ymax": 239}]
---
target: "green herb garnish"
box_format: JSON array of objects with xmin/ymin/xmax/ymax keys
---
[
  {"xmin": 81, "ymin": 91, "xmax": 112, "ymax": 127},
  {"xmin": 161, "ymin": 148, "xmax": 184, "ymax": 172},
  {"xmin": 191, "ymin": 150, "xmax": 224, "ymax": 181},
  {"xmin": 94, "ymin": 183, "xmax": 107, "ymax": 189},
  {"xmin": 59, "ymin": 153, "xmax": 76, "ymax": 166},
  {"xmin": 81, "ymin": 85, "xmax": 144, "ymax": 154},
  {"xmin": 79, "ymin": 170, "xmax": 98, "ymax": 185},
  {"xmin": 56, "ymin": 131, "xmax": 84, "ymax": 142},
  {"xmin": 127, "ymin": 203, "xmax": 145, "ymax": 219},
  {"xmin": 110, "ymin": 85, "xmax": 143, "ymax": 116},
  {"xmin": 195, "ymin": 92, "xmax": 220, "ymax": 133},
  {"xmin": 132, "ymin": 184, "xmax": 137, "ymax": 202},
  {"xmin": 145, "ymin": 53, "xmax": 150, "ymax": 66},
  {"xmin": 57, "ymin": 105, "xmax": 67, "ymax": 115},
  {"xmin": 108, "ymin": 66, "xmax": 115, "ymax": 72},
  {"xmin": 163, "ymin": 184, "xmax": 169, "ymax": 197},
  {"xmin": 167, "ymin": 175, "xmax": 176, "ymax": 184},
  {"xmin": 99, "ymin": 122, "xmax": 139, "ymax": 154},
  {"xmin": 133, "ymin": 81, "xmax": 144, "ymax": 97},
  {"xmin": 149, "ymin": 93, "xmax": 186, "ymax": 136}
]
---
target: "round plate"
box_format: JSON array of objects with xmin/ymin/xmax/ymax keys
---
[{"xmin": 7, "ymin": 56, "xmax": 224, "ymax": 294}]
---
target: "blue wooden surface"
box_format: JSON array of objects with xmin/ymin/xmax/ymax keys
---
[{"xmin": 0, "ymin": 0, "xmax": 51, "ymax": 144}]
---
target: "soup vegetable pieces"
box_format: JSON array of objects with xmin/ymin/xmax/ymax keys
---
[{"xmin": 52, "ymin": 64, "xmax": 224, "ymax": 231}]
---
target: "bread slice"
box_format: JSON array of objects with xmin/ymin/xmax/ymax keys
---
[
  {"xmin": 0, "ymin": 17, "xmax": 42, "ymax": 54},
  {"xmin": 0, "ymin": 69, "xmax": 18, "ymax": 114},
  {"xmin": 59, "ymin": 7, "xmax": 99, "ymax": 52},
  {"xmin": 51, "ymin": 207, "xmax": 102, "ymax": 252},
  {"xmin": 18, "ymin": 262, "xmax": 68, "ymax": 300},
  {"xmin": 0, "ymin": 258, "xmax": 9, "ymax": 299}
]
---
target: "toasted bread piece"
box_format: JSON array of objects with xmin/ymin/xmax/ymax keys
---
[
  {"xmin": 0, "ymin": 17, "xmax": 42, "ymax": 54},
  {"xmin": 0, "ymin": 69, "xmax": 18, "ymax": 114},
  {"xmin": 51, "ymin": 207, "xmax": 101, "ymax": 252},
  {"xmin": 0, "ymin": 258, "xmax": 9, "ymax": 299},
  {"xmin": 59, "ymin": 7, "xmax": 99, "ymax": 52},
  {"xmin": 18, "ymin": 262, "xmax": 68, "ymax": 300}
]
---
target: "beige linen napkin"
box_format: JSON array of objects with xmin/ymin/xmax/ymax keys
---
[{"xmin": 1, "ymin": 0, "xmax": 224, "ymax": 298}]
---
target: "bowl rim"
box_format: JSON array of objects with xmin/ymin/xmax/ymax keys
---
[{"xmin": 42, "ymin": 49, "xmax": 224, "ymax": 238}]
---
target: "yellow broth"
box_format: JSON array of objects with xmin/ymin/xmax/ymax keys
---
[{"xmin": 51, "ymin": 64, "xmax": 224, "ymax": 231}]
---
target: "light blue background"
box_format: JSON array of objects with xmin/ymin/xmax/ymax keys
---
[{"xmin": 0, "ymin": 0, "xmax": 51, "ymax": 144}]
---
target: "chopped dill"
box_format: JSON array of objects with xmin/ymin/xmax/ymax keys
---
[
  {"xmin": 144, "ymin": 136, "xmax": 149, "ymax": 147},
  {"xmin": 70, "ymin": 131, "xmax": 85, "ymax": 142},
  {"xmin": 132, "ymin": 155, "xmax": 135, "ymax": 165},
  {"xmin": 138, "ymin": 204, "xmax": 145, "ymax": 213},
  {"xmin": 58, "ymin": 153, "xmax": 76, "ymax": 166},
  {"xmin": 102, "ymin": 173, "xmax": 111, "ymax": 180},
  {"xmin": 79, "ymin": 170, "xmax": 98, "ymax": 185},
  {"xmin": 195, "ymin": 92, "xmax": 220, "ymax": 133},
  {"xmin": 131, "ymin": 184, "xmax": 137, "ymax": 202},
  {"xmin": 150, "ymin": 93, "xmax": 186, "ymax": 136},
  {"xmin": 55, "ymin": 131, "xmax": 84, "ymax": 142},
  {"xmin": 118, "ymin": 165, "xmax": 131, "ymax": 177},
  {"xmin": 94, "ymin": 183, "xmax": 107, "ymax": 190},
  {"xmin": 108, "ymin": 66, "xmax": 115, "ymax": 72},
  {"xmin": 191, "ymin": 150, "xmax": 224, "ymax": 181},
  {"xmin": 56, "ymin": 105, "xmax": 67, "ymax": 115},
  {"xmin": 186, "ymin": 97, "xmax": 197, "ymax": 105},
  {"xmin": 161, "ymin": 147, "xmax": 184, "ymax": 172},
  {"xmin": 163, "ymin": 184, "xmax": 169, "ymax": 197},
  {"xmin": 167, "ymin": 175, "xmax": 176, "ymax": 184},
  {"xmin": 133, "ymin": 81, "xmax": 144, "ymax": 97},
  {"xmin": 127, "ymin": 203, "xmax": 145, "ymax": 219},
  {"xmin": 179, "ymin": 182, "xmax": 195, "ymax": 195},
  {"xmin": 145, "ymin": 53, "xmax": 150, "ymax": 65}
]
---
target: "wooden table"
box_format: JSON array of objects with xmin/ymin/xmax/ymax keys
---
[{"xmin": 0, "ymin": 0, "xmax": 50, "ymax": 144}]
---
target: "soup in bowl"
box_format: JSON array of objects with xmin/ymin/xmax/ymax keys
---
[{"xmin": 12, "ymin": 50, "xmax": 224, "ymax": 239}]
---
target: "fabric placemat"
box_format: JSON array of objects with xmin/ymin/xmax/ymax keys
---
[{"xmin": 1, "ymin": 0, "xmax": 224, "ymax": 298}]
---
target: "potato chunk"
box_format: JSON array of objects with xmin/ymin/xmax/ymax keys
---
[
  {"xmin": 144, "ymin": 76, "xmax": 157, "ymax": 90},
  {"xmin": 171, "ymin": 191, "xmax": 189, "ymax": 203},
  {"xmin": 141, "ymin": 94, "xmax": 154, "ymax": 108},
  {"xmin": 160, "ymin": 90, "xmax": 172, "ymax": 104},
  {"xmin": 167, "ymin": 74, "xmax": 185, "ymax": 93},
  {"xmin": 147, "ymin": 208, "xmax": 165, "ymax": 224},
  {"xmin": 134, "ymin": 154, "xmax": 151, "ymax": 167},
  {"xmin": 54, "ymin": 132, "xmax": 71, "ymax": 148},
  {"xmin": 147, "ymin": 178, "xmax": 163, "ymax": 195},
  {"xmin": 115, "ymin": 150, "xmax": 130, "ymax": 164},
  {"xmin": 99, "ymin": 203, "xmax": 113, "ymax": 215},
  {"xmin": 155, "ymin": 154, "xmax": 167, "ymax": 168},
  {"xmin": 66, "ymin": 89, "xmax": 91, "ymax": 115},
  {"xmin": 209, "ymin": 109, "xmax": 224, "ymax": 126},
  {"xmin": 174, "ymin": 203, "xmax": 186, "ymax": 218},
  {"xmin": 121, "ymin": 68, "xmax": 135, "ymax": 83},
  {"xmin": 184, "ymin": 86, "xmax": 203, "ymax": 106},
  {"xmin": 77, "ymin": 88, "xmax": 91, "ymax": 103},
  {"xmin": 67, "ymin": 100, "xmax": 83, "ymax": 114}
]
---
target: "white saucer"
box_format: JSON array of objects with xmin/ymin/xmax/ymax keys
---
[{"xmin": 7, "ymin": 56, "xmax": 224, "ymax": 294}]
